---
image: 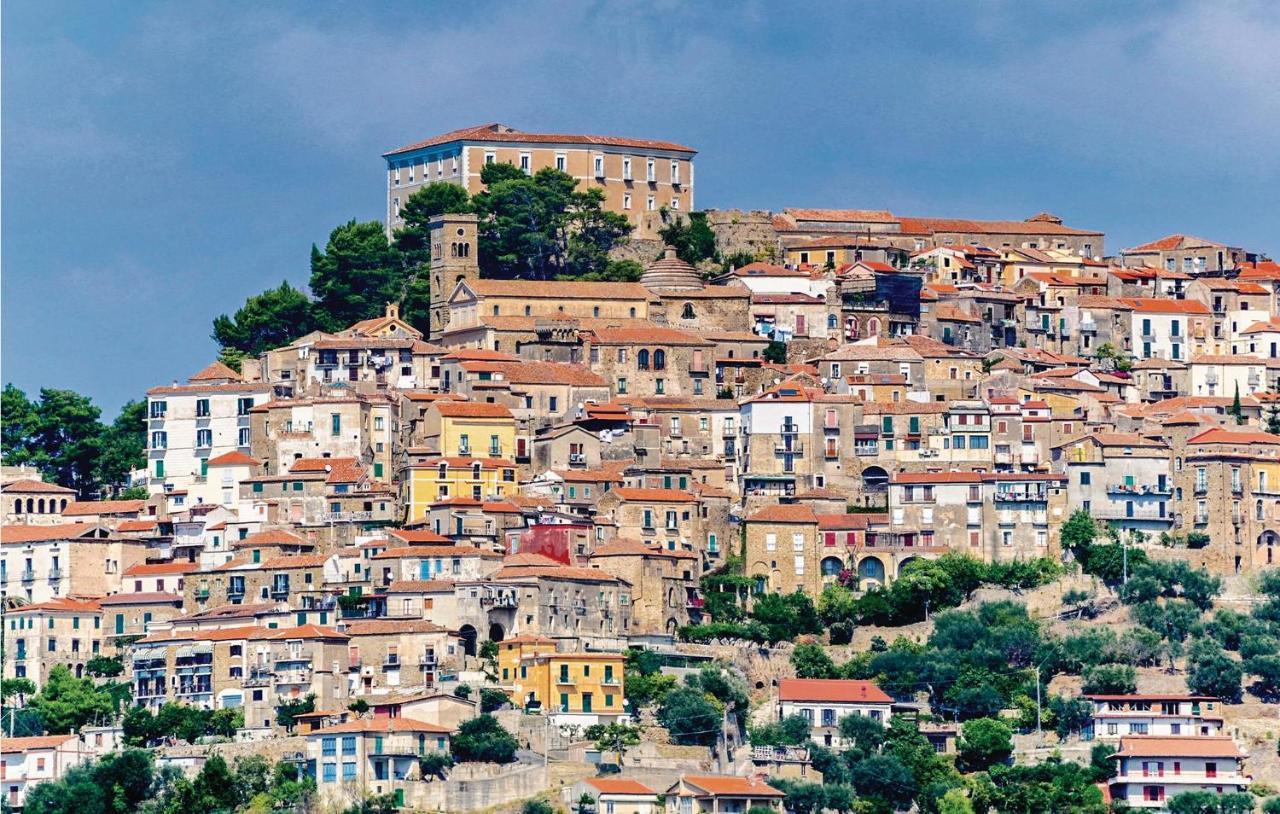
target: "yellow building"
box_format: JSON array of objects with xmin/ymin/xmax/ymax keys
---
[
  {"xmin": 498, "ymin": 636, "xmax": 626, "ymax": 723},
  {"xmin": 402, "ymin": 457, "xmax": 517, "ymax": 523},
  {"xmin": 427, "ymin": 401, "xmax": 517, "ymax": 459}
]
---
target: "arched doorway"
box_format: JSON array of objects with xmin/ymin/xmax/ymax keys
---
[
  {"xmin": 857, "ymin": 556, "xmax": 886, "ymax": 587},
  {"xmin": 861, "ymin": 466, "xmax": 889, "ymax": 494},
  {"xmin": 459, "ymin": 624, "xmax": 478, "ymax": 657},
  {"xmin": 821, "ymin": 557, "xmax": 845, "ymax": 578},
  {"xmin": 898, "ymin": 556, "xmax": 920, "ymax": 577},
  {"xmin": 487, "ymin": 622, "xmax": 505, "ymax": 643},
  {"xmin": 1259, "ymin": 530, "xmax": 1279, "ymax": 565}
]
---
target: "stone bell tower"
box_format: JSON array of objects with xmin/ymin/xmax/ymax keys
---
[{"xmin": 428, "ymin": 212, "xmax": 480, "ymax": 340}]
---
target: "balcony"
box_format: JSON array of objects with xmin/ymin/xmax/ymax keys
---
[
  {"xmin": 1080, "ymin": 321, "xmax": 1098, "ymax": 334},
  {"xmin": 245, "ymin": 666, "xmax": 273, "ymax": 687},
  {"xmin": 20, "ymin": 569, "xmax": 35, "ymax": 583},
  {"xmin": 994, "ymin": 490, "xmax": 1047, "ymax": 503},
  {"xmin": 194, "ymin": 588, "xmax": 210, "ymax": 600},
  {"xmin": 321, "ymin": 511, "xmax": 374, "ymax": 523},
  {"xmin": 47, "ymin": 568, "xmax": 62, "ymax": 581},
  {"xmin": 275, "ymin": 668, "xmax": 312, "ymax": 685},
  {"xmin": 722, "ymin": 426, "xmax": 738, "ymax": 438},
  {"xmin": 780, "ymin": 425, "xmax": 800, "ymax": 437},
  {"xmin": 774, "ymin": 442, "xmax": 805, "ymax": 455},
  {"xmin": 1108, "ymin": 484, "xmax": 1172, "ymax": 496},
  {"xmin": 568, "ymin": 453, "xmax": 587, "ymax": 467}
]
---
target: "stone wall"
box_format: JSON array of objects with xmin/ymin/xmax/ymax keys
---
[
  {"xmin": 412, "ymin": 762, "xmax": 550, "ymax": 812},
  {"xmin": 703, "ymin": 210, "xmax": 781, "ymax": 262}
]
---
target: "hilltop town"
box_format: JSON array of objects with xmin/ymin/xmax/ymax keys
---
[{"xmin": 5, "ymin": 122, "xmax": 1280, "ymax": 814}]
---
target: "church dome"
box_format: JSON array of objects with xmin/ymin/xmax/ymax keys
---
[{"xmin": 642, "ymin": 249, "xmax": 704, "ymax": 292}]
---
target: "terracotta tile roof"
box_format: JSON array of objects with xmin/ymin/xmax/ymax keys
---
[
  {"xmin": 62, "ymin": 499, "xmax": 146, "ymax": 516},
  {"xmin": 98, "ymin": 591, "xmax": 182, "ymax": 605},
  {"xmin": 611, "ymin": 487, "xmax": 698, "ymax": 503},
  {"xmin": 502, "ymin": 553, "xmax": 563, "ymax": 567},
  {"xmin": 0, "ymin": 479, "xmax": 75, "ymax": 494},
  {"xmin": 783, "ymin": 208, "xmax": 897, "ymax": 224},
  {"xmin": 385, "ymin": 579, "xmax": 456, "ymax": 593},
  {"xmin": 435, "ymin": 401, "xmax": 514, "ymax": 419},
  {"xmin": 469, "ymin": 278, "xmax": 652, "ymax": 301},
  {"xmin": 374, "ymin": 545, "xmax": 501, "ymax": 560},
  {"xmin": 232, "ymin": 528, "xmax": 312, "ymax": 548},
  {"xmin": 0, "ymin": 734, "xmax": 77, "ymax": 754},
  {"xmin": 343, "ymin": 619, "xmax": 451, "ymax": 636},
  {"xmin": 1241, "ymin": 317, "xmax": 1280, "ymax": 335},
  {"xmin": 385, "ymin": 122, "xmax": 694, "ymax": 157},
  {"xmin": 1237, "ymin": 261, "xmax": 1280, "ymax": 281},
  {"xmin": 554, "ymin": 468, "xmax": 626, "ymax": 484},
  {"xmin": 463, "ymin": 360, "xmax": 607, "ymax": 387},
  {"xmin": 590, "ymin": 324, "xmax": 711, "ymax": 347},
  {"xmin": 9, "ymin": 597, "xmax": 102, "ymax": 614},
  {"xmin": 589, "ymin": 539, "xmax": 699, "ymax": 559},
  {"xmin": 189, "ymin": 360, "xmax": 243, "ymax": 382},
  {"xmin": 1113, "ymin": 735, "xmax": 1242, "ymax": 759},
  {"xmin": 897, "ymin": 214, "xmax": 1101, "ymax": 237},
  {"xmin": 892, "ymin": 471, "xmax": 982, "ymax": 484},
  {"xmin": 1188, "ymin": 428, "xmax": 1280, "ymax": 445},
  {"xmin": 147, "ymin": 381, "xmax": 269, "ymax": 396},
  {"xmin": 116, "ymin": 519, "xmax": 160, "ymax": 533},
  {"xmin": 747, "ymin": 504, "xmax": 818, "ymax": 523},
  {"xmin": 586, "ymin": 778, "xmax": 656, "ymax": 795},
  {"xmin": 933, "ymin": 303, "xmax": 981, "ymax": 323},
  {"xmin": 0, "ymin": 522, "xmax": 100, "ymax": 543},
  {"xmin": 492, "ymin": 563, "xmax": 622, "ymax": 583},
  {"xmin": 1119, "ymin": 297, "xmax": 1211, "ymax": 315},
  {"xmin": 679, "ymin": 775, "xmax": 786, "ymax": 797},
  {"xmin": 125, "ymin": 561, "xmax": 201, "ymax": 576},
  {"xmin": 260, "ymin": 553, "xmax": 332, "ymax": 570},
  {"xmin": 1190, "ymin": 354, "xmax": 1267, "ymax": 365},
  {"xmin": 290, "ymin": 456, "xmax": 358, "ymax": 473},
  {"xmin": 778, "ymin": 678, "xmax": 893, "ymax": 704},
  {"xmin": 1124, "ymin": 234, "xmax": 1228, "ymax": 253},
  {"xmin": 817, "ymin": 513, "xmax": 888, "ymax": 530}
]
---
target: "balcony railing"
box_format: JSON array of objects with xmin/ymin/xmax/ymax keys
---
[
  {"xmin": 20, "ymin": 569, "xmax": 35, "ymax": 582},
  {"xmin": 774, "ymin": 442, "xmax": 805, "ymax": 455}
]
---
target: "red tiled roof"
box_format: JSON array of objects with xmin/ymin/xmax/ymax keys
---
[
  {"xmin": 385, "ymin": 122, "xmax": 694, "ymax": 157},
  {"xmin": 747, "ymin": 504, "xmax": 817, "ymax": 523},
  {"xmin": 385, "ymin": 579, "xmax": 456, "ymax": 593},
  {"xmin": 189, "ymin": 360, "xmax": 243, "ymax": 382},
  {"xmin": 0, "ymin": 479, "xmax": 75, "ymax": 494},
  {"xmin": 0, "ymin": 734, "xmax": 77, "ymax": 754},
  {"xmin": 374, "ymin": 545, "xmax": 501, "ymax": 560},
  {"xmin": 1112, "ymin": 735, "xmax": 1242, "ymax": 759},
  {"xmin": 0, "ymin": 522, "xmax": 100, "ymax": 543},
  {"xmin": 233, "ymin": 528, "xmax": 312, "ymax": 548},
  {"xmin": 116, "ymin": 519, "xmax": 160, "ymax": 533},
  {"xmin": 206, "ymin": 450, "xmax": 261, "ymax": 467},
  {"xmin": 586, "ymin": 778, "xmax": 656, "ymax": 795},
  {"xmin": 612, "ymin": 487, "xmax": 698, "ymax": 503},
  {"xmin": 680, "ymin": 775, "xmax": 786, "ymax": 797},
  {"xmin": 1188, "ymin": 428, "xmax": 1280, "ymax": 445},
  {"xmin": 63, "ymin": 499, "xmax": 146, "ymax": 516},
  {"xmin": 125, "ymin": 561, "xmax": 200, "ymax": 576},
  {"xmin": 435, "ymin": 401, "xmax": 514, "ymax": 419},
  {"xmin": 9, "ymin": 597, "xmax": 102, "ymax": 614},
  {"xmin": 777, "ymin": 678, "xmax": 892, "ymax": 704},
  {"xmin": 260, "ymin": 553, "xmax": 332, "ymax": 570}
]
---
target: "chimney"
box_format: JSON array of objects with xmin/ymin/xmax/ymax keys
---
[{"xmin": 664, "ymin": 248, "xmax": 677, "ymax": 260}]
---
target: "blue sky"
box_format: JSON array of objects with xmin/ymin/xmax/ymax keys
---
[{"xmin": 4, "ymin": 0, "xmax": 1278, "ymax": 414}]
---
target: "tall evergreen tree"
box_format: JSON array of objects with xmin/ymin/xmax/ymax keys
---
[{"xmin": 308, "ymin": 220, "xmax": 404, "ymax": 332}]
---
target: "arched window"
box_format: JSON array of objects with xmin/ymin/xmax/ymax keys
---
[
  {"xmin": 26, "ymin": 498, "xmax": 34, "ymax": 513},
  {"xmin": 681, "ymin": 303, "xmax": 695, "ymax": 320},
  {"xmin": 828, "ymin": 314, "xmax": 837, "ymax": 330},
  {"xmin": 868, "ymin": 318, "xmax": 881, "ymax": 336},
  {"xmin": 37, "ymin": 498, "xmax": 45, "ymax": 514},
  {"xmin": 653, "ymin": 349, "xmax": 666, "ymax": 371},
  {"xmin": 13, "ymin": 499, "xmax": 21, "ymax": 514},
  {"xmin": 61, "ymin": 498, "xmax": 68, "ymax": 511},
  {"xmin": 1258, "ymin": 500, "xmax": 1265, "ymax": 521},
  {"xmin": 637, "ymin": 350, "xmax": 650, "ymax": 370},
  {"xmin": 848, "ymin": 317, "xmax": 860, "ymax": 339},
  {"xmin": 629, "ymin": 307, "xmax": 637, "ymax": 318}
]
